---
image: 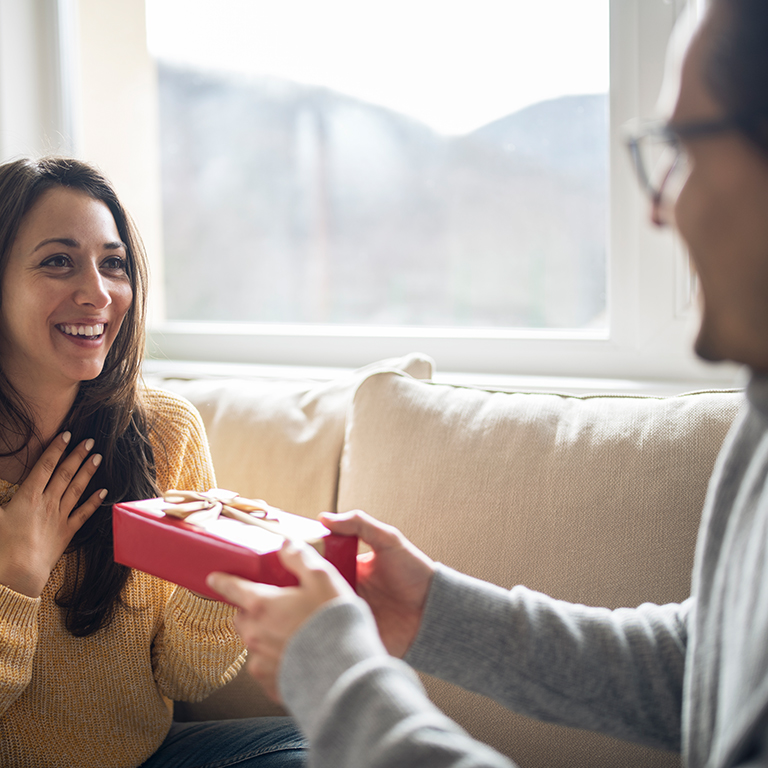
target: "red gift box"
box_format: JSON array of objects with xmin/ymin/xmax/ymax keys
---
[{"xmin": 112, "ymin": 492, "xmax": 357, "ymax": 602}]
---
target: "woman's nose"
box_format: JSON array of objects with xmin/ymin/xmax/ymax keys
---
[{"xmin": 74, "ymin": 265, "xmax": 111, "ymax": 308}]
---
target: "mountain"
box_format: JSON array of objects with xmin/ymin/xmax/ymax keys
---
[
  {"xmin": 471, "ymin": 93, "xmax": 608, "ymax": 180},
  {"xmin": 157, "ymin": 62, "xmax": 608, "ymax": 329}
]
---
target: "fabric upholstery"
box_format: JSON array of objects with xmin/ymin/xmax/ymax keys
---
[{"xmin": 157, "ymin": 353, "xmax": 433, "ymax": 518}]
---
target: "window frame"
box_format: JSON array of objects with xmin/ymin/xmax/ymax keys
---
[{"xmin": 2, "ymin": 0, "xmax": 738, "ymax": 387}]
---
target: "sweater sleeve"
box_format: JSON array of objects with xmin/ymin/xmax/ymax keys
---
[
  {"xmin": 152, "ymin": 587, "xmax": 245, "ymax": 701},
  {"xmin": 143, "ymin": 387, "xmax": 245, "ymax": 700},
  {"xmin": 405, "ymin": 565, "xmax": 689, "ymax": 753},
  {"xmin": 281, "ymin": 597, "xmax": 516, "ymax": 768},
  {"xmin": 0, "ymin": 584, "xmax": 41, "ymax": 715}
]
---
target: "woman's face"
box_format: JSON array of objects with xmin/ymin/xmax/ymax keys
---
[{"xmin": 0, "ymin": 186, "xmax": 133, "ymax": 394}]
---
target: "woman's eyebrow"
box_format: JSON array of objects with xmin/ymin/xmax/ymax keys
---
[
  {"xmin": 33, "ymin": 237, "xmax": 79, "ymax": 252},
  {"xmin": 32, "ymin": 237, "xmax": 127, "ymax": 252}
]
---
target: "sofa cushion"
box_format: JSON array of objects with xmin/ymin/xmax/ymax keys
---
[
  {"xmin": 156, "ymin": 353, "xmax": 433, "ymax": 518},
  {"xmin": 337, "ymin": 372, "xmax": 743, "ymax": 768},
  {"xmin": 160, "ymin": 353, "xmax": 433, "ymax": 722}
]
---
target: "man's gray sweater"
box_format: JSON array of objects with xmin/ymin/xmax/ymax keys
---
[{"xmin": 281, "ymin": 374, "xmax": 768, "ymax": 768}]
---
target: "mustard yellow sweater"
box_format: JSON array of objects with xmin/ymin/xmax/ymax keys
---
[{"xmin": 0, "ymin": 388, "xmax": 246, "ymax": 768}]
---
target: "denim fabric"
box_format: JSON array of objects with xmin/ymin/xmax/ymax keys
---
[{"xmin": 139, "ymin": 717, "xmax": 307, "ymax": 767}]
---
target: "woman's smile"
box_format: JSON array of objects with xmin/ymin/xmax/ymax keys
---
[
  {"xmin": 55, "ymin": 321, "xmax": 108, "ymax": 349},
  {"xmin": 57, "ymin": 323, "xmax": 106, "ymax": 338}
]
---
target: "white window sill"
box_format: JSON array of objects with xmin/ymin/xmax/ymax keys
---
[{"xmin": 142, "ymin": 358, "xmax": 745, "ymax": 397}]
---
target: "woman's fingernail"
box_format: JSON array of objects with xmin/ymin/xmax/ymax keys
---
[
  {"xmin": 62, "ymin": 431, "xmax": 71, "ymax": 444},
  {"xmin": 92, "ymin": 454, "xmax": 102, "ymax": 467},
  {"xmin": 99, "ymin": 489, "xmax": 108, "ymax": 500},
  {"xmin": 85, "ymin": 438, "xmax": 95, "ymax": 452}
]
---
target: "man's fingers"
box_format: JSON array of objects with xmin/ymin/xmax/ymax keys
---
[
  {"xmin": 279, "ymin": 540, "xmax": 356, "ymax": 602},
  {"xmin": 207, "ymin": 572, "xmax": 273, "ymax": 610},
  {"xmin": 319, "ymin": 510, "xmax": 399, "ymax": 551},
  {"xmin": 207, "ymin": 572, "xmax": 253, "ymax": 607},
  {"xmin": 278, "ymin": 540, "xmax": 329, "ymax": 579}
]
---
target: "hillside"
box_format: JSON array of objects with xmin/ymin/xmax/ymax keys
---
[{"xmin": 157, "ymin": 62, "xmax": 608, "ymax": 329}]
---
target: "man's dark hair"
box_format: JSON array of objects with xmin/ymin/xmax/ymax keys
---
[{"xmin": 707, "ymin": 0, "xmax": 768, "ymax": 153}]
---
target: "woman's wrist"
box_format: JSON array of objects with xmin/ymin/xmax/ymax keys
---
[
  {"xmin": 0, "ymin": 549, "xmax": 52, "ymax": 598},
  {"xmin": 0, "ymin": 565, "xmax": 47, "ymax": 598}
]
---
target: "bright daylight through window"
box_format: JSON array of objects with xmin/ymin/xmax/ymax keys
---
[{"xmin": 146, "ymin": 0, "xmax": 609, "ymax": 332}]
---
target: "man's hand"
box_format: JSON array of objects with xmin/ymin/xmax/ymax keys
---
[
  {"xmin": 207, "ymin": 540, "xmax": 355, "ymax": 702},
  {"xmin": 319, "ymin": 510, "xmax": 435, "ymax": 658}
]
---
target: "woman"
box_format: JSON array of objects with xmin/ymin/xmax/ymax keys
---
[{"xmin": 0, "ymin": 157, "xmax": 306, "ymax": 767}]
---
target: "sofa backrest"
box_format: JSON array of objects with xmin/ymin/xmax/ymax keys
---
[
  {"xmin": 336, "ymin": 371, "xmax": 743, "ymax": 768},
  {"xmin": 154, "ymin": 353, "xmax": 433, "ymax": 518}
]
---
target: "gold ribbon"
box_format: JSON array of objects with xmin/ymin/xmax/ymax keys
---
[
  {"xmin": 160, "ymin": 489, "xmax": 328, "ymax": 555},
  {"xmin": 161, "ymin": 489, "xmax": 287, "ymax": 537}
]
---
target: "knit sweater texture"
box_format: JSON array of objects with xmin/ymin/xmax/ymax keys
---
[
  {"xmin": 281, "ymin": 374, "xmax": 768, "ymax": 768},
  {"xmin": 0, "ymin": 388, "xmax": 245, "ymax": 768}
]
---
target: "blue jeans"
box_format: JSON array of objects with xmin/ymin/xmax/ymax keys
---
[{"xmin": 139, "ymin": 717, "xmax": 307, "ymax": 767}]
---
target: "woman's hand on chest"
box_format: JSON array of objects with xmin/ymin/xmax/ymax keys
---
[{"xmin": 0, "ymin": 432, "xmax": 107, "ymax": 597}]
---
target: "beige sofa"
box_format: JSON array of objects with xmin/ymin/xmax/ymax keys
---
[{"xmin": 148, "ymin": 353, "xmax": 743, "ymax": 768}]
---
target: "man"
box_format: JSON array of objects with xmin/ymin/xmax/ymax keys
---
[{"xmin": 209, "ymin": 1, "xmax": 768, "ymax": 765}]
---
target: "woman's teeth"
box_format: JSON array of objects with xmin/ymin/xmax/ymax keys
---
[{"xmin": 59, "ymin": 323, "xmax": 105, "ymax": 338}]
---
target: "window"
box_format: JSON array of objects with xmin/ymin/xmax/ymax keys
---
[
  {"xmin": 147, "ymin": 0, "xmax": 608, "ymax": 332},
  {"xmin": 0, "ymin": 0, "xmax": 737, "ymax": 386}
]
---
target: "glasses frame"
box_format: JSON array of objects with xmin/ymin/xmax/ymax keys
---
[{"xmin": 624, "ymin": 117, "xmax": 737, "ymax": 205}]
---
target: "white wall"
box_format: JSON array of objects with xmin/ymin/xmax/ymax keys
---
[{"xmin": 0, "ymin": 0, "xmax": 62, "ymax": 158}]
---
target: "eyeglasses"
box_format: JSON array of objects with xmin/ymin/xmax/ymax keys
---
[{"xmin": 624, "ymin": 117, "xmax": 737, "ymax": 208}]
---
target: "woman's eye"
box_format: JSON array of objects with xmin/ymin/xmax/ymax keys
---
[
  {"xmin": 103, "ymin": 256, "xmax": 127, "ymax": 271},
  {"xmin": 42, "ymin": 254, "xmax": 71, "ymax": 268}
]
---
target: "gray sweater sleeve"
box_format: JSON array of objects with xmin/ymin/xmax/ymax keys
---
[
  {"xmin": 280, "ymin": 596, "xmax": 516, "ymax": 768},
  {"xmin": 280, "ymin": 565, "xmax": 688, "ymax": 766},
  {"xmin": 406, "ymin": 565, "xmax": 689, "ymax": 753}
]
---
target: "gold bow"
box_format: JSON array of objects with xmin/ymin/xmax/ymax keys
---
[{"xmin": 161, "ymin": 489, "xmax": 285, "ymax": 537}]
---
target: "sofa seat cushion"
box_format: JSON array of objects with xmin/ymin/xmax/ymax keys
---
[{"xmin": 337, "ymin": 372, "xmax": 743, "ymax": 767}]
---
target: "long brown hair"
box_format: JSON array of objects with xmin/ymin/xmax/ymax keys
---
[{"xmin": 0, "ymin": 157, "xmax": 159, "ymax": 636}]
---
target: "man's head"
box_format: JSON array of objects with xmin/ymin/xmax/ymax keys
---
[{"xmin": 658, "ymin": 0, "xmax": 768, "ymax": 371}]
